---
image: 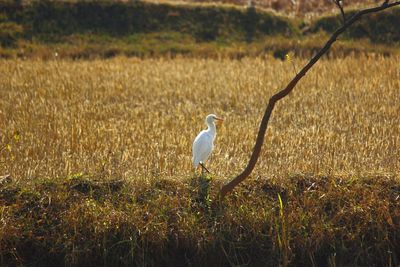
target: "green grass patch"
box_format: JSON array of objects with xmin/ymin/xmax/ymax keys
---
[
  {"xmin": 0, "ymin": 173, "xmax": 399, "ymax": 266},
  {"xmin": 1, "ymin": 31, "xmax": 398, "ymax": 60}
]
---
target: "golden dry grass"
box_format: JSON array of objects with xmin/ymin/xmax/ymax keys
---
[{"xmin": 0, "ymin": 56, "xmax": 399, "ymax": 183}]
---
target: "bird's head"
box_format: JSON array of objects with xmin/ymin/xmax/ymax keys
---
[{"xmin": 206, "ymin": 114, "xmax": 224, "ymax": 125}]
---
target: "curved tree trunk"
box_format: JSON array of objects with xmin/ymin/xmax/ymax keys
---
[{"xmin": 220, "ymin": 1, "xmax": 400, "ymax": 199}]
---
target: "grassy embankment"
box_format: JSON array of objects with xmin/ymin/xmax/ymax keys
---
[
  {"xmin": 0, "ymin": 1, "xmax": 399, "ymax": 59},
  {"xmin": 1, "ymin": 57, "xmax": 399, "ymax": 266}
]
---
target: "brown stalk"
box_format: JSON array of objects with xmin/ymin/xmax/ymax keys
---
[{"xmin": 219, "ymin": 1, "xmax": 400, "ymax": 199}]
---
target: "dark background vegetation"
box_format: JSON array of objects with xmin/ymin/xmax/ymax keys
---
[{"xmin": 0, "ymin": 1, "xmax": 399, "ymax": 58}]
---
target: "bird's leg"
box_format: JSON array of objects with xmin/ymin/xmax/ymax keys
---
[{"xmin": 199, "ymin": 162, "xmax": 210, "ymax": 174}]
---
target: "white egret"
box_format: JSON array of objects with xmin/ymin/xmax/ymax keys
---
[{"xmin": 192, "ymin": 114, "xmax": 224, "ymax": 174}]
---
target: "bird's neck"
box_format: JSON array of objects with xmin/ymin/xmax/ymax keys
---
[{"xmin": 206, "ymin": 122, "xmax": 216, "ymax": 136}]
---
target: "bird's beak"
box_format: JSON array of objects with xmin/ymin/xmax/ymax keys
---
[{"xmin": 215, "ymin": 117, "xmax": 224, "ymax": 123}]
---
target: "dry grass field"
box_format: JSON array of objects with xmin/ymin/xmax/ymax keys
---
[
  {"xmin": 0, "ymin": 56, "xmax": 399, "ymax": 266},
  {"xmin": 1, "ymin": 56, "xmax": 399, "ymax": 181}
]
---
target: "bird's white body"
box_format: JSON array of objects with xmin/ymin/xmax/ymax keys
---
[
  {"xmin": 192, "ymin": 128, "xmax": 215, "ymax": 168},
  {"xmin": 192, "ymin": 114, "xmax": 223, "ymax": 169}
]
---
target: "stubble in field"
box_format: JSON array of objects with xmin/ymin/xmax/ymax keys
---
[{"xmin": 0, "ymin": 56, "xmax": 399, "ymax": 183}]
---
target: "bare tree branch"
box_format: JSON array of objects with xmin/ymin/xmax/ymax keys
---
[
  {"xmin": 333, "ymin": 0, "xmax": 346, "ymax": 23},
  {"xmin": 219, "ymin": 1, "xmax": 400, "ymax": 199}
]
